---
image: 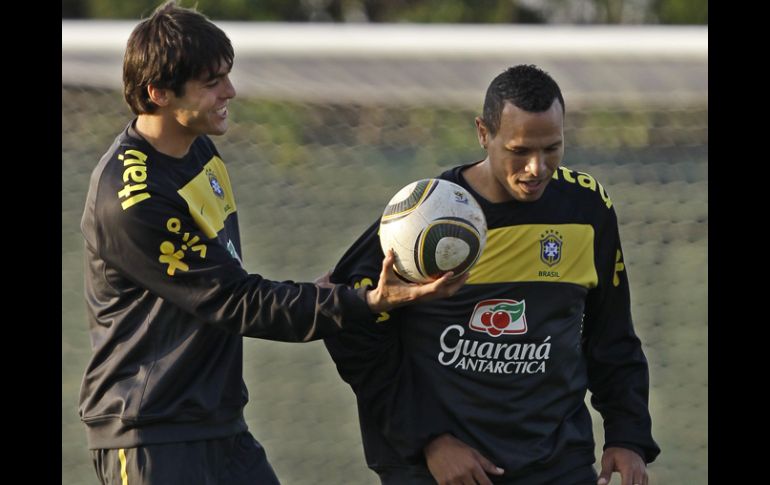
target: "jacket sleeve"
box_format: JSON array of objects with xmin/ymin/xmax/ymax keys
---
[
  {"xmin": 582, "ymin": 206, "xmax": 661, "ymax": 463},
  {"xmin": 86, "ymin": 175, "xmax": 374, "ymax": 342},
  {"xmin": 323, "ymin": 220, "xmax": 446, "ymax": 463}
]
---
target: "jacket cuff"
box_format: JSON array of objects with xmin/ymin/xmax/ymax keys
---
[{"xmin": 603, "ymin": 439, "xmax": 660, "ymax": 464}]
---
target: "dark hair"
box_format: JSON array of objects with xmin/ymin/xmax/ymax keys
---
[
  {"xmin": 481, "ymin": 64, "xmax": 564, "ymax": 136},
  {"xmin": 123, "ymin": 1, "xmax": 234, "ymax": 114}
]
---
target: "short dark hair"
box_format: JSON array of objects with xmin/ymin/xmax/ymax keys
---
[
  {"xmin": 481, "ymin": 64, "xmax": 565, "ymax": 137},
  {"xmin": 123, "ymin": 1, "xmax": 234, "ymax": 114}
]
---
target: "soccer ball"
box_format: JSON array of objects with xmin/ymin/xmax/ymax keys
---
[{"xmin": 379, "ymin": 178, "xmax": 487, "ymax": 283}]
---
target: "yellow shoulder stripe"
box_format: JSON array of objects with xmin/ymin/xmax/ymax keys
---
[
  {"xmin": 177, "ymin": 156, "xmax": 237, "ymax": 238},
  {"xmin": 466, "ymin": 224, "xmax": 597, "ymax": 288}
]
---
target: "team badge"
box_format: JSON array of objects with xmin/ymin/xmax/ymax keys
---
[
  {"xmin": 468, "ymin": 299, "xmax": 527, "ymax": 337},
  {"xmin": 539, "ymin": 229, "xmax": 563, "ymax": 267},
  {"xmin": 207, "ymin": 169, "xmax": 225, "ymax": 199}
]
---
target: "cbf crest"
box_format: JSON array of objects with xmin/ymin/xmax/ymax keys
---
[
  {"xmin": 539, "ymin": 229, "xmax": 563, "ymax": 266},
  {"xmin": 207, "ymin": 168, "xmax": 225, "ymax": 199}
]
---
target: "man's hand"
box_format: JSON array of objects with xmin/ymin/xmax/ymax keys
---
[
  {"xmin": 597, "ymin": 447, "xmax": 647, "ymax": 485},
  {"xmin": 424, "ymin": 433, "xmax": 504, "ymax": 485},
  {"xmin": 366, "ymin": 250, "xmax": 469, "ymax": 314}
]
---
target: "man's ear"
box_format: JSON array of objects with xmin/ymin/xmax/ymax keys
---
[
  {"xmin": 147, "ymin": 84, "xmax": 170, "ymax": 107},
  {"xmin": 475, "ymin": 116, "xmax": 489, "ymax": 150}
]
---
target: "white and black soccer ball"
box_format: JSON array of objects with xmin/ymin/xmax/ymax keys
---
[{"xmin": 379, "ymin": 178, "xmax": 487, "ymax": 283}]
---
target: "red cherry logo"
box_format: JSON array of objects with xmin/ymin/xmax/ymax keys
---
[
  {"xmin": 488, "ymin": 327, "xmax": 502, "ymax": 336},
  {"xmin": 480, "ymin": 311, "xmax": 493, "ymax": 327},
  {"xmin": 491, "ymin": 311, "xmax": 510, "ymax": 329}
]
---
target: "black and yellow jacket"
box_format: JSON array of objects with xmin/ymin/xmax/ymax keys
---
[
  {"xmin": 79, "ymin": 120, "xmax": 373, "ymax": 450},
  {"xmin": 324, "ymin": 162, "xmax": 660, "ymax": 483}
]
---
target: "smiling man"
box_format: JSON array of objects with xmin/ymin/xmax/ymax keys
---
[
  {"xmin": 325, "ymin": 65, "xmax": 660, "ymax": 485},
  {"xmin": 467, "ymin": 91, "xmax": 564, "ymax": 203},
  {"xmin": 78, "ymin": 2, "xmax": 466, "ymax": 484}
]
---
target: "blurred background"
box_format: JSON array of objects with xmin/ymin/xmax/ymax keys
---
[{"xmin": 62, "ymin": 1, "xmax": 707, "ymax": 483}]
